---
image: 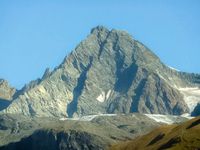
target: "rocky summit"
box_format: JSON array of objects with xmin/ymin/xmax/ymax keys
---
[
  {"xmin": 0, "ymin": 79, "xmax": 16, "ymax": 101},
  {"xmin": 0, "ymin": 79, "xmax": 16, "ymax": 111},
  {"xmin": 1, "ymin": 26, "xmax": 200, "ymax": 118}
]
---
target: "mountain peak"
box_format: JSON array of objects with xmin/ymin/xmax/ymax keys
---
[
  {"xmin": 90, "ymin": 26, "xmax": 133, "ymax": 38},
  {"xmin": 2, "ymin": 27, "xmax": 200, "ymax": 118},
  {"xmin": 90, "ymin": 25, "xmax": 109, "ymax": 34}
]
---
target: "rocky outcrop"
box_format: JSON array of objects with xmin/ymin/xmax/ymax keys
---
[
  {"xmin": 2, "ymin": 26, "xmax": 200, "ymax": 117},
  {"xmin": 0, "ymin": 79, "xmax": 16, "ymax": 100},
  {"xmin": 0, "ymin": 79, "xmax": 16, "ymax": 111}
]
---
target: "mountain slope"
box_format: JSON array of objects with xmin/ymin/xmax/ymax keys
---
[
  {"xmin": 109, "ymin": 116, "xmax": 200, "ymax": 150},
  {"xmin": 0, "ymin": 113, "xmax": 189, "ymax": 150},
  {"xmin": 1, "ymin": 26, "xmax": 200, "ymax": 117}
]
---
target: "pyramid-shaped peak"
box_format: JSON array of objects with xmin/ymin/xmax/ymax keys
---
[{"xmin": 3, "ymin": 26, "xmax": 197, "ymax": 119}]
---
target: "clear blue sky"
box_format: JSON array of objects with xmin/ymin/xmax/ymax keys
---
[{"xmin": 0, "ymin": 0, "xmax": 200, "ymax": 89}]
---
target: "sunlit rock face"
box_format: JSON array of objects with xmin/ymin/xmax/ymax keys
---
[
  {"xmin": 0, "ymin": 79, "xmax": 16, "ymax": 101},
  {"xmin": 2, "ymin": 26, "xmax": 200, "ymax": 118},
  {"xmin": 0, "ymin": 79, "xmax": 16, "ymax": 111}
]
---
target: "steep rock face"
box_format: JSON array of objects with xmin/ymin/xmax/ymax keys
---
[
  {"xmin": 0, "ymin": 79, "xmax": 16, "ymax": 100},
  {"xmin": 0, "ymin": 79, "xmax": 16, "ymax": 111},
  {"xmin": 2, "ymin": 26, "xmax": 199, "ymax": 117},
  {"xmin": 0, "ymin": 99, "xmax": 11, "ymax": 112}
]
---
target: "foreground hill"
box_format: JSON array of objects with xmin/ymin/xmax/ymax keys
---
[
  {"xmin": 1, "ymin": 26, "xmax": 200, "ymax": 118},
  {"xmin": 0, "ymin": 113, "xmax": 189, "ymax": 150},
  {"xmin": 110, "ymin": 116, "xmax": 200, "ymax": 150}
]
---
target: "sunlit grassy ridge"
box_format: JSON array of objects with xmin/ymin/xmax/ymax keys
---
[{"xmin": 110, "ymin": 117, "xmax": 200, "ymax": 150}]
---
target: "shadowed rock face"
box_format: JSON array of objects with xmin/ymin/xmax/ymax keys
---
[
  {"xmin": 0, "ymin": 99, "xmax": 11, "ymax": 111},
  {"xmin": 0, "ymin": 130, "xmax": 105, "ymax": 150},
  {"xmin": 192, "ymin": 103, "xmax": 200, "ymax": 116},
  {"xmin": 1, "ymin": 26, "xmax": 200, "ymax": 118}
]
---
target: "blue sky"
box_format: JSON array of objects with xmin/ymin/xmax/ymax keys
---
[{"xmin": 0, "ymin": 0, "xmax": 200, "ymax": 89}]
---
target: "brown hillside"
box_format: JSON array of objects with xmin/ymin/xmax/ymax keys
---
[{"xmin": 110, "ymin": 117, "xmax": 200, "ymax": 150}]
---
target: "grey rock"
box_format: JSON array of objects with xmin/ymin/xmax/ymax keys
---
[
  {"xmin": 0, "ymin": 79, "xmax": 16, "ymax": 100},
  {"xmin": 0, "ymin": 79, "xmax": 16, "ymax": 111}
]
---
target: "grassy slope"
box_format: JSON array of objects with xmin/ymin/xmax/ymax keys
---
[{"xmin": 110, "ymin": 117, "xmax": 200, "ymax": 150}]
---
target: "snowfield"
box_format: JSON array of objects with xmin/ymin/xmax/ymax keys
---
[
  {"xmin": 178, "ymin": 87, "xmax": 200, "ymax": 112},
  {"xmin": 145, "ymin": 114, "xmax": 175, "ymax": 124},
  {"xmin": 59, "ymin": 114, "xmax": 117, "ymax": 121},
  {"xmin": 145, "ymin": 114, "xmax": 193, "ymax": 124},
  {"xmin": 60, "ymin": 113, "xmax": 192, "ymax": 124}
]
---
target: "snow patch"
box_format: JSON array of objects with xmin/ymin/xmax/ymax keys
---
[
  {"xmin": 60, "ymin": 114, "xmax": 116, "ymax": 121},
  {"xmin": 60, "ymin": 113, "xmax": 192, "ymax": 124},
  {"xmin": 145, "ymin": 114, "xmax": 179, "ymax": 124},
  {"xmin": 178, "ymin": 87, "xmax": 200, "ymax": 112},
  {"xmin": 106, "ymin": 90, "xmax": 112, "ymax": 100},
  {"xmin": 96, "ymin": 91, "xmax": 105, "ymax": 102},
  {"xmin": 96, "ymin": 90, "xmax": 112, "ymax": 103},
  {"xmin": 168, "ymin": 66, "xmax": 180, "ymax": 72},
  {"xmin": 156, "ymin": 71, "xmax": 168, "ymax": 83},
  {"xmin": 181, "ymin": 113, "xmax": 194, "ymax": 119}
]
